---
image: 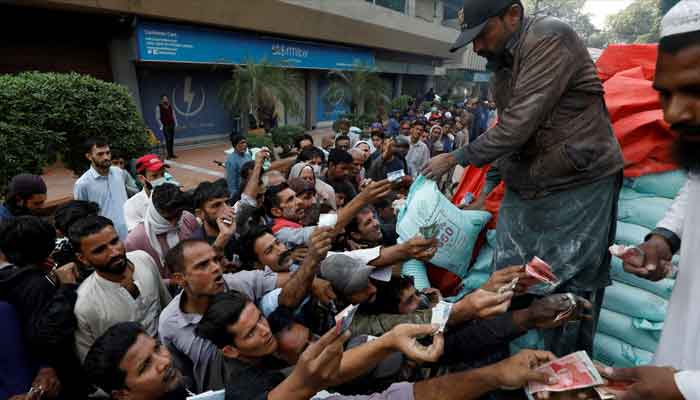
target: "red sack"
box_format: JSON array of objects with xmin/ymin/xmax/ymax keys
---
[
  {"xmin": 598, "ymin": 46, "xmax": 678, "ymax": 177},
  {"xmin": 596, "ymin": 44, "xmax": 658, "ymax": 82}
]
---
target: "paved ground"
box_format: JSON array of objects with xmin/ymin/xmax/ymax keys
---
[{"xmin": 41, "ymin": 127, "xmax": 335, "ymax": 208}]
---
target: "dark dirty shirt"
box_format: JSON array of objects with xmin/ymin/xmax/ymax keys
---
[{"xmin": 493, "ymin": 173, "xmax": 621, "ymax": 295}]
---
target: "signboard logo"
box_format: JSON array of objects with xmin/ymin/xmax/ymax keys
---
[{"xmin": 172, "ymin": 76, "xmax": 205, "ymax": 117}]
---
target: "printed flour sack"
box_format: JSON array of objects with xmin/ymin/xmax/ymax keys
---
[{"xmin": 397, "ymin": 176, "xmax": 491, "ymax": 280}]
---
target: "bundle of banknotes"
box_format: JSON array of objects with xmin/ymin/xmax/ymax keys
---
[{"xmin": 527, "ymin": 351, "xmax": 633, "ymax": 399}]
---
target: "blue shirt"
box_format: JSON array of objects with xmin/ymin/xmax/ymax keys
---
[
  {"xmin": 224, "ymin": 151, "xmax": 252, "ymax": 194},
  {"xmin": 0, "ymin": 205, "xmax": 12, "ymax": 224},
  {"xmin": 73, "ymin": 166, "xmax": 129, "ymax": 239},
  {"xmin": 387, "ymin": 118, "xmax": 400, "ymax": 137}
]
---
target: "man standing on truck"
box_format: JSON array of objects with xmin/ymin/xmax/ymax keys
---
[{"xmin": 422, "ymin": 0, "xmax": 624, "ymax": 356}]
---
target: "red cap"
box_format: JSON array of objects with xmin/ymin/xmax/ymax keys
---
[{"xmin": 135, "ymin": 154, "xmax": 168, "ymax": 173}]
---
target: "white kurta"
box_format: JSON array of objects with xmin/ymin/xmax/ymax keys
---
[{"xmin": 653, "ymin": 175, "xmax": 700, "ymax": 399}]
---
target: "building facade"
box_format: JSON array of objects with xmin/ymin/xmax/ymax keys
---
[{"xmin": 1, "ymin": 0, "xmax": 486, "ymax": 144}]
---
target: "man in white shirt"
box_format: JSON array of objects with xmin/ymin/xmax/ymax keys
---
[
  {"xmin": 606, "ymin": 1, "xmax": 700, "ymax": 398},
  {"xmin": 73, "ymin": 137, "xmax": 129, "ymax": 240},
  {"xmin": 124, "ymin": 154, "xmax": 169, "ymax": 232},
  {"xmin": 69, "ymin": 215, "xmax": 171, "ymax": 362}
]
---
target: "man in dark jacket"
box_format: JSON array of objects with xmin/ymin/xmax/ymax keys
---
[
  {"xmin": 422, "ymin": 0, "xmax": 624, "ymax": 356},
  {"xmin": 0, "ymin": 216, "xmax": 87, "ymax": 398}
]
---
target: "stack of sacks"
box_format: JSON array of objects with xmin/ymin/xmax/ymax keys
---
[{"xmin": 593, "ymin": 170, "xmax": 685, "ymax": 368}]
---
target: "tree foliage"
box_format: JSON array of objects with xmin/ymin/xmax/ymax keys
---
[
  {"xmin": 606, "ymin": 0, "xmax": 661, "ymax": 44},
  {"xmin": 324, "ymin": 63, "xmax": 391, "ymax": 116},
  {"xmin": 0, "ymin": 71, "xmax": 149, "ymax": 178},
  {"xmin": 523, "ymin": 0, "xmax": 597, "ymax": 43},
  {"xmin": 220, "ymin": 60, "xmax": 304, "ymax": 133}
]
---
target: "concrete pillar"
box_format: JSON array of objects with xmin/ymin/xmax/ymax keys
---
[
  {"xmin": 394, "ymin": 74, "xmax": 403, "ymax": 98},
  {"xmin": 424, "ymin": 75, "xmax": 435, "ymax": 93},
  {"xmin": 434, "ymin": 0, "xmax": 444, "ymax": 26},
  {"xmin": 406, "ymin": 0, "xmax": 416, "ymax": 16},
  {"xmin": 108, "ymin": 36, "xmax": 143, "ymax": 116}
]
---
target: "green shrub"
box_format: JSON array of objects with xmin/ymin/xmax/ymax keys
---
[
  {"xmin": 245, "ymin": 134, "xmax": 274, "ymax": 150},
  {"xmin": 390, "ymin": 95, "xmax": 414, "ymax": 113},
  {"xmin": 270, "ymin": 125, "xmax": 305, "ymax": 154},
  {"xmin": 0, "ymin": 72, "xmax": 150, "ymax": 177},
  {"xmin": 340, "ymin": 113, "xmax": 375, "ymax": 130},
  {"xmin": 0, "ymin": 122, "xmax": 65, "ymax": 193}
]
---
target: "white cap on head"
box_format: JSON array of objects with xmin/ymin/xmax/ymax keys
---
[{"xmin": 660, "ymin": 0, "xmax": 700, "ymax": 39}]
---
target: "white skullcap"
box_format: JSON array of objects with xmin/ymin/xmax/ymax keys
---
[{"xmin": 660, "ymin": 0, "xmax": 700, "ymax": 39}]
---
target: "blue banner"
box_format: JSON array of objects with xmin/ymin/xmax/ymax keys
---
[
  {"xmin": 138, "ymin": 68, "xmax": 234, "ymax": 140},
  {"xmin": 136, "ymin": 21, "xmax": 375, "ymax": 70},
  {"xmin": 317, "ymin": 76, "xmax": 349, "ymax": 122}
]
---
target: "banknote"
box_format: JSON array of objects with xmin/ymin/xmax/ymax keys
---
[
  {"xmin": 527, "ymin": 351, "xmax": 604, "ymax": 396},
  {"xmin": 430, "ymin": 300, "xmax": 453, "ymax": 333},
  {"xmin": 525, "ymin": 256, "xmax": 560, "ymax": 286}
]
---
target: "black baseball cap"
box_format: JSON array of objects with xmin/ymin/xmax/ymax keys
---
[{"xmin": 451, "ymin": 0, "xmax": 516, "ymax": 52}]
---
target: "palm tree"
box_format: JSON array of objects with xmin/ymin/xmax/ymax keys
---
[
  {"xmin": 324, "ymin": 62, "xmax": 391, "ymax": 117},
  {"xmin": 220, "ymin": 60, "xmax": 303, "ymax": 134}
]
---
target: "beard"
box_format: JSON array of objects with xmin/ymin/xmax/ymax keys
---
[
  {"xmin": 671, "ymin": 124, "xmax": 700, "ymax": 173},
  {"xmin": 160, "ymin": 372, "xmax": 190, "ymax": 400},
  {"xmin": 276, "ymin": 250, "xmax": 293, "ymax": 271},
  {"xmin": 95, "ymin": 253, "xmax": 128, "ymax": 275},
  {"xmin": 204, "ymin": 214, "xmax": 218, "ymax": 230},
  {"xmin": 283, "ymin": 208, "xmax": 302, "ymax": 223}
]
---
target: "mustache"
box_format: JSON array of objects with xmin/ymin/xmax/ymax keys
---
[
  {"xmin": 278, "ymin": 250, "xmax": 293, "ymax": 266},
  {"xmin": 107, "ymin": 254, "xmax": 127, "ymax": 269}
]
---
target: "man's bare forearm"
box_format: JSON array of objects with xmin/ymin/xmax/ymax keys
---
[
  {"xmin": 269, "ymin": 156, "xmax": 297, "ymax": 173},
  {"xmin": 277, "ymin": 256, "xmax": 318, "ymax": 308},
  {"xmin": 446, "ymin": 295, "xmax": 476, "ymax": 326},
  {"xmin": 243, "ymin": 161, "xmax": 264, "ymax": 199},
  {"xmin": 333, "ymin": 192, "xmax": 369, "ymax": 237},
  {"xmin": 413, "ymin": 365, "xmax": 499, "ymax": 400},
  {"xmin": 332, "ymin": 333, "xmax": 396, "ymax": 386},
  {"xmin": 367, "ymin": 243, "xmax": 408, "ymax": 267}
]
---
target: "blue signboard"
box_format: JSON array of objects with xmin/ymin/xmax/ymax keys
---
[
  {"xmin": 317, "ymin": 76, "xmax": 349, "ymax": 122},
  {"xmin": 138, "ymin": 68, "xmax": 234, "ymax": 140},
  {"xmin": 136, "ymin": 21, "xmax": 375, "ymax": 70}
]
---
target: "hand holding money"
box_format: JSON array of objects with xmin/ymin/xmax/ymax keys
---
[
  {"xmin": 387, "ymin": 324, "xmax": 444, "ymax": 363},
  {"xmin": 524, "ymin": 257, "xmax": 561, "ymax": 288},
  {"xmin": 596, "ymin": 365, "xmax": 682, "ymax": 400},
  {"xmin": 615, "ymin": 236, "xmax": 674, "ymax": 282},
  {"xmin": 481, "ymin": 265, "xmax": 528, "ymax": 294},
  {"xmin": 488, "ymin": 350, "xmax": 558, "ymax": 391},
  {"xmin": 527, "ymin": 351, "xmax": 604, "ymax": 397},
  {"xmin": 403, "ymin": 236, "xmax": 438, "ymax": 262},
  {"xmin": 525, "ymin": 294, "xmax": 593, "ymax": 330},
  {"xmin": 464, "ymin": 288, "xmax": 513, "ymax": 319}
]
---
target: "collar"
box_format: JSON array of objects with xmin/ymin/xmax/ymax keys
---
[
  {"xmin": 485, "ymin": 17, "xmax": 527, "ymax": 71},
  {"xmin": 93, "ymin": 269, "xmax": 129, "ymax": 290},
  {"xmin": 272, "ymin": 218, "xmax": 303, "ymax": 233},
  {"xmin": 88, "ymin": 165, "xmax": 110, "ymax": 179},
  {"xmin": 174, "ymin": 291, "xmax": 204, "ymax": 328}
]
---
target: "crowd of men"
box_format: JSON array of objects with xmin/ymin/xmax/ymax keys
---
[{"xmin": 2, "ymin": 0, "xmax": 700, "ymax": 399}]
